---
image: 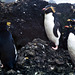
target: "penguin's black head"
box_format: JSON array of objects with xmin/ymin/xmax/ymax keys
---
[
  {"xmin": 0, "ymin": 22, "xmax": 11, "ymax": 31},
  {"xmin": 42, "ymin": 5, "xmax": 55, "ymax": 14},
  {"xmin": 65, "ymin": 19, "xmax": 75, "ymax": 34}
]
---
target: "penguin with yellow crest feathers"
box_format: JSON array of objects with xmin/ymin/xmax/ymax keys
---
[
  {"xmin": 65, "ymin": 19, "xmax": 75, "ymax": 64},
  {"xmin": 0, "ymin": 21, "xmax": 17, "ymax": 69},
  {"xmin": 42, "ymin": 5, "xmax": 61, "ymax": 50}
]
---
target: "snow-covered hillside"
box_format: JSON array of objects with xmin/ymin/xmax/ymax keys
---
[
  {"xmin": 44, "ymin": 0, "xmax": 75, "ymax": 4},
  {"xmin": 0, "ymin": 0, "xmax": 17, "ymax": 3}
]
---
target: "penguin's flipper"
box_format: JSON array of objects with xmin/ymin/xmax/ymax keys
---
[
  {"xmin": 53, "ymin": 20, "xmax": 60, "ymax": 37},
  {"xmin": 10, "ymin": 34, "xmax": 17, "ymax": 61},
  {"xmin": 53, "ymin": 26, "xmax": 58, "ymax": 37}
]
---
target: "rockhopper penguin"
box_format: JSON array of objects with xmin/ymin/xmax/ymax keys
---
[
  {"xmin": 65, "ymin": 19, "xmax": 75, "ymax": 64},
  {"xmin": 0, "ymin": 22, "xmax": 17, "ymax": 69},
  {"xmin": 43, "ymin": 5, "xmax": 61, "ymax": 50}
]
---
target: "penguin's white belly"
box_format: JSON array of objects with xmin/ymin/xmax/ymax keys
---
[
  {"xmin": 44, "ymin": 19, "xmax": 60, "ymax": 45},
  {"xmin": 68, "ymin": 33, "xmax": 75, "ymax": 62}
]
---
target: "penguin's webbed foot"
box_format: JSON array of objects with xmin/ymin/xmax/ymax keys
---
[{"xmin": 52, "ymin": 45, "xmax": 58, "ymax": 50}]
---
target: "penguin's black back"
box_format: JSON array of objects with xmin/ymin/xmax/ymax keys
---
[{"xmin": 0, "ymin": 23, "xmax": 16, "ymax": 69}]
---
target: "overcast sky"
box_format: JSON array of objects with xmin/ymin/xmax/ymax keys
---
[{"xmin": 44, "ymin": 0, "xmax": 75, "ymax": 4}]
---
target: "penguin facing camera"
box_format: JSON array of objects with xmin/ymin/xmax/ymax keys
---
[
  {"xmin": 65, "ymin": 19, "xmax": 75, "ymax": 64},
  {"xmin": 0, "ymin": 21, "xmax": 17, "ymax": 69},
  {"xmin": 42, "ymin": 5, "xmax": 61, "ymax": 50}
]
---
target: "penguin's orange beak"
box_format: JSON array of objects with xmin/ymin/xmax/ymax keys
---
[
  {"xmin": 42, "ymin": 8, "xmax": 46, "ymax": 11},
  {"xmin": 64, "ymin": 26, "xmax": 69, "ymax": 28}
]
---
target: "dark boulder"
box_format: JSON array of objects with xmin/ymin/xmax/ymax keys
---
[{"xmin": 0, "ymin": 0, "xmax": 75, "ymax": 49}]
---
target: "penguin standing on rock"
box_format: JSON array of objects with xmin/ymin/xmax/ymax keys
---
[
  {"xmin": 0, "ymin": 22, "xmax": 17, "ymax": 69},
  {"xmin": 42, "ymin": 5, "xmax": 61, "ymax": 50},
  {"xmin": 65, "ymin": 19, "xmax": 75, "ymax": 64}
]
